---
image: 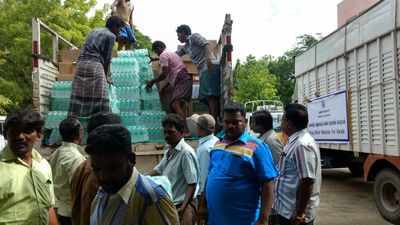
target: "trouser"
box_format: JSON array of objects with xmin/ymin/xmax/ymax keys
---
[
  {"xmin": 196, "ymin": 194, "xmax": 207, "ymax": 225},
  {"xmin": 57, "ymin": 215, "xmax": 72, "ymax": 225},
  {"xmin": 269, "ymin": 214, "xmax": 314, "ymax": 225},
  {"xmin": 176, "ymin": 199, "xmax": 197, "ymax": 225}
]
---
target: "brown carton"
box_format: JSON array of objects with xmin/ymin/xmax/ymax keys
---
[
  {"xmin": 57, "ymin": 74, "xmax": 75, "ymax": 81},
  {"xmin": 59, "ymin": 62, "xmax": 76, "ymax": 75},
  {"xmin": 59, "ymin": 49, "xmax": 80, "ymax": 63}
]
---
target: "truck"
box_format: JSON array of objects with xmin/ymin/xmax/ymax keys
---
[
  {"xmin": 294, "ymin": 0, "xmax": 400, "ymax": 223},
  {"xmin": 31, "ymin": 15, "xmax": 233, "ymax": 171}
]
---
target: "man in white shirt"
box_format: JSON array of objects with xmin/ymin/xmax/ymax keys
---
[
  {"xmin": 272, "ymin": 104, "xmax": 321, "ymax": 225},
  {"xmin": 187, "ymin": 113, "xmax": 219, "ymax": 225},
  {"xmin": 250, "ymin": 110, "xmax": 283, "ymax": 164}
]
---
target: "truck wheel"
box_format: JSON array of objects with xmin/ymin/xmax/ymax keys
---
[
  {"xmin": 374, "ymin": 169, "xmax": 400, "ymax": 224},
  {"xmin": 348, "ymin": 164, "xmax": 363, "ymax": 177}
]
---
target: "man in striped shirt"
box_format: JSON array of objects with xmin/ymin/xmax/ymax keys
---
[
  {"xmin": 272, "ymin": 104, "xmax": 321, "ymax": 225},
  {"xmin": 206, "ymin": 102, "xmax": 278, "ymax": 225}
]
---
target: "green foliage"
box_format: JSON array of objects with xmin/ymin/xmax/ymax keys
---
[
  {"xmin": 267, "ymin": 34, "xmax": 320, "ymax": 105},
  {"xmin": 233, "ymin": 34, "xmax": 320, "ymax": 106},
  {"xmin": 0, "ymin": 0, "xmax": 152, "ymax": 113},
  {"xmin": 233, "ymin": 55, "xmax": 278, "ymax": 103}
]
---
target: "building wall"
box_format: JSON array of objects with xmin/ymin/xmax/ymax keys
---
[{"xmin": 338, "ymin": 0, "xmax": 379, "ymax": 27}]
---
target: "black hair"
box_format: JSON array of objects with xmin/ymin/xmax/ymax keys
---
[
  {"xmin": 4, "ymin": 109, "xmax": 44, "ymax": 136},
  {"xmin": 152, "ymin": 41, "xmax": 166, "ymax": 51},
  {"xmin": 87, "ymin": 112, "xmax": 122, "ymax": 134},
  {"xmin": 176, "ymin": 24, "xmax": 192, "ymax": 36},
  {"xmin": 59, "ymin": 117, "xmax": 81, "ymax": 142},
  {"xmin": 162, "ymin": 114, "xmax": 185, "ymax": 132},
  {"xmin": 85, "ymin": 124, "xmax": 133, "ymax": 158},
  {"xmin": 284, "ymin": 103, "xmax": 308, "ymax": 130},
  {"xmin": 223, "ymin": 102, "xmax": 246, "ymax": 117},
  {"xmin": 106, "ymin": 16, "xmax": 125, "ymax": 30},
  {"xmin": 251, "ymin": 110, "xmax": 273, "ymax": 131}
]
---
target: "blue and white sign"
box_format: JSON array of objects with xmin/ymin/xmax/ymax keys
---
[{"xmin": 308, "ymin": 91, "xmax": 349, "ymax": 143}]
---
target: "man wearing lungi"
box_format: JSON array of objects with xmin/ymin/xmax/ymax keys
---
[
  {"xmin": 146, "ymin": 41, "xmax": 193, "ymax": 124},
  {"xmin": 68, "ymin": 16, "xmax": 124, "ymax": 117},
  {"xmin": 111, "ymin": 0, "xmax": 136, "ymax": 50},
  {"xmin": 176, "ymin": 25, "xmax": 220, "ymax": 123}
]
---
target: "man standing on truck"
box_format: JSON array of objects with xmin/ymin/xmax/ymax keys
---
[
  {"xmin": 111, "ymin": 0, "xmax": 136, "ymax": 50},
  {"xmin": 250, "ymin": 110, "xmax": 284, "ymax": 164},
  {"xmin": 0, "ymin": 109, "xmax": 58, "ymax": 225},
  {"xmin": 146, "ymin": 41, "xmax": 193, "ymax": 122},
  {"xmin": 149, "ymin": 114, "xmax": 199, "ymax": 225},
  {"xmin": 68, "ymin": 16, "xmax": 124, "ymax": 118},
  {"xmin": 206, "ymin": 102, "xmax": 278, "ymax": 225},
  {"xmin": 176, "ymin": 25, "xmax": 220, "ymax": 122},
  {"xmin": 272, "ymin": 104, "xmax": 321, "ymax": 225},
  {"xmin": 49, "ymin": 117, "xmax": 85, "ymax": 225}
]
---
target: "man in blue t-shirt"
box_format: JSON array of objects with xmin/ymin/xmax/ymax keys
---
[{"xmin": 206, "ymin": 102, "xmax": 278, "ymax": 225}]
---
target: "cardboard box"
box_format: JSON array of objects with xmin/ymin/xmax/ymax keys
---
[
  {"xmin": 181, "ymin": 55, "xmax": 192, "ymax": 62},
  {"xmin": 59, "ymin": 49, "xmax": 80, "ymax": 63},
  {"xmin": 59, "ymin": 62, "xmax": 76, "ymax": 75},
  {"xmin": 184, "ymin": 61, "xmax": 198, "ymax": 74},
  {"xmin": 208, "ymin": 40, "xmax": 218, "ymax": 58},
  {"xmin": 57, "ymin": 74, "xmax": 75, "ymax": 81}
]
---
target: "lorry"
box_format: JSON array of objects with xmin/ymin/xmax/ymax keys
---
[
  {"xmin": 294, "ymin": 0, "xmax": 400, "ymax": 223},
  {"xmin": 31, "ymin": 15, "xmax": 233, "ymax": 171}
]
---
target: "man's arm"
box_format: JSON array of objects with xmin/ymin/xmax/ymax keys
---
[
  {"xmin": 295, "ymin": 178, "xmax": 314, "ymax": 217},
  {"xmin": 144, "ymin": 196, "xmax": 180, "ymax": 225},
  {"xmin": 178, "ymin": 184, "xmax": 196, "ymax": 213},
  {"xmin": 146, "ymin": 66, "xmax": 170, "ymax": 89},
  {"xmin": 293, "ymin": 144, "xmax": 319, "ymax": 223},
  {"xmin": 48, "ymin": 208, "xmax": 59, "ymax": 225},
  {"xmin": 205, "ymin": 45, "xmax": 214, "ymax": 70},
  {"xmin": 256, "ymin": 181, "xmax": 274, "ymax": 225},
  {"xmin": 103, "ymin": 35, "xmax": 116, "ymax": 82}
]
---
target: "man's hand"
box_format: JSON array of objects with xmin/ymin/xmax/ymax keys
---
[
  {"xmin": 146, "ymin": 80, "xmax": 154, "ymax": 91},
  {"xmin": 177, "ymin": 205, "xmax": 187, "ymax": 216},
  {"xmin": 106, "ymin": 76, "xmax": 113, "ymax": 85}
]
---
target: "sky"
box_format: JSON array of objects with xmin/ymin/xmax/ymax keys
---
[{"xmin": 97, "ymin": 0, "xmax": 342, "ymax": 61}]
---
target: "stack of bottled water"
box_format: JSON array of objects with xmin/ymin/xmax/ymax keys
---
[
  {"xmin": 45, "ymin": 111, "xmax": 68, "ymax": 129},
  {"xmin": 128, "ymin": 126, "xmax": 150, "ymax": 143},
  {"xmin": 50, "ymin": 82, "xmax": 72, "ymax": 111},
  {"xmin": 45, "ymin": 49, "xmax": 166, "ymax": 144},
  {"xmin": 110, "ymin": 49, "xmax": 165, "ymax": 143}
]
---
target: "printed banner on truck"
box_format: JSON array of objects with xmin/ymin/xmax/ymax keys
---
[{"xmin": 308, "ymin": 90, "xmax": 349, "ymax": 143}]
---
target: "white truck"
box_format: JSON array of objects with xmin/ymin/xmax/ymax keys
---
[
  {"xmin": 31, "ymin": 15, "xmax": 233, "ymax": 170},
  {"xmin": 294, "ymin": 0, "xmax": 400, "ymax": 223}
]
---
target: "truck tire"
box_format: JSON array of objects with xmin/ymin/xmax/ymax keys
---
[
  {"xmin": 374, "ymin": 169, "xmax": 400, "ymax": 224},
  {"xmin": 348, "ymin": 164, "xmax": 363, "ymax": 177}
]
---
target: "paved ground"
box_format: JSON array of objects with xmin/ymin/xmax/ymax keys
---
[{"xmin": 316, "ymin": 169, "xmax": 391, "ymax": 225}]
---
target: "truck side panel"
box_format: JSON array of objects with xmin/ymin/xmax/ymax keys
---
[
  {"xmin": 32, "ymin": 60, "xmax": 58, "ymax": 115},
  {"xmin": 295, "ymin": 0, "xmax": 400, "ymax": 156}
]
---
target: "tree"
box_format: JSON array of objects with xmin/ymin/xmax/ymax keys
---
[
  {"xmin": 233, "ymin": 55, "xmax": 278, "ymax": 103},
  {"xmin": 267, "ymin": 34, "xmax": 320, "ymax": 105},
  {"xmin": 0, "ymin": 0, "xmax": 152, "ymax": 113}
]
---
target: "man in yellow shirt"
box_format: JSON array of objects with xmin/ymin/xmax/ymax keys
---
[
  {"xmin": 50, "ymin": 117, "xmax": 86, "ymax": 225},
  {"xmin": 0, "ymin": 109, "xmax": 58, "ymax": 225}
]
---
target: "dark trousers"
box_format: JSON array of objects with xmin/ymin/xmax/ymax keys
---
[
  {"xmin": 270, "ymin": 214, "xmax": 314, "ymax": 225},
  {"xmin": 57, "ymin": 215, "xmax": 72, "ymax": 225}
]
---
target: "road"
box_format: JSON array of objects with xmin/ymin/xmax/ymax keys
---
[{"xmin": 316, "ymin": 169, "xmax": 390, "ymax": 225}]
